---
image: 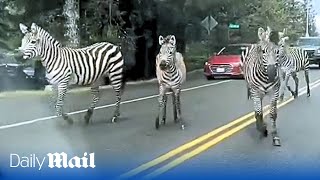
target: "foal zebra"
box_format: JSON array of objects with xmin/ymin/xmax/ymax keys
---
[
  {"xmin": 155, "ymin": 35, "xmax": 186, "ymax": 130},
  {"xmin": 18, "ymin": 23, "xmax": 126, "ymax": 124},
  {"xmin": 243, "ymin": 27, "xmax": 282, "ymax": 146},
  {"xmin": 277, "ymin": 29, "xmax": 310, "ymax": 101}
]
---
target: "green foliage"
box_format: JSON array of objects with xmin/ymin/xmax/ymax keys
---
[{"xmin": 0, "ymin": 0, "xmax": 318, "ymax": 67}]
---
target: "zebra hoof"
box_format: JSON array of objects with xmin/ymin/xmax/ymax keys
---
[
  {"xmin": 161, "ymin": 118, "xmax": 166, "ymax": 125},
  {"xmin": 63, "ymin": 115, "xmax": 74, "ymax": 125},
  {"xmin": 273, "ymin": 137, "xmax": 281, "ymax": 147},
  {"xmin": 262, "ymin": 128, "xmax": 268, "ymax": 137},
  {"xmin": 307, "ymin": 92, "xmax": 311, "ymax": 97},
  {"xmin": 279, "ymin": 97, "xmax": 284, "ymax": 102},
  {"xmin": 111, "ymin": 116, "xmax": 118, "ymax": 123},
  {"xmin": 84, "ymin": 109, "xmax": 93, "ymax": 125},
  {"xmin": 155, "ymin": 117, "xmax": 160, "ymax": 130}
]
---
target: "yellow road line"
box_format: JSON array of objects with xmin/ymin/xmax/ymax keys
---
[
  {"xmin": 143, "ymin": 97, "xmax": 294, "ymax": 179},
  {"xmin": 120, "ymin": 79, "xmax": 320, "ymax": 179},
  {"xmin": 119, "ymin": 106, "xmax": 267, "ymax": 179}
]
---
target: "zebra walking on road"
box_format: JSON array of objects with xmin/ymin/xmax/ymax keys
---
[
  {"xmin": 243, "ymin": 27, "xmax": 282, "ymax": 146},
  {"xmin": 277, "ymin": 29, "xmax": 310, "ymax": 101},
  {"xmin": 155, "ymin": 35, "xmax": 186, "ymax": 130},
  {"xmin": 18, "ymin": 23, "xmax": 126, "ymax": 125}
]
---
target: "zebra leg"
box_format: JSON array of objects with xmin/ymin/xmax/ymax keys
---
[
  {"xmin": 270, "ymin": 89, "xmax": 281, "ymax": 146},
  {"xmin": 253, "ymin": 95, "xmax": 267, "ymax": 137},
  {"xmin": 304, "ymin": 69, "xmax": 311, "ymax": 97},
  {"xmin": 292, "ymin": 73, "xmax": 299, "ymax": 98},
  {"xmin": 285, "ymin": 74, "xmax": 295, "ymax": 98},
  {"xmin": 175, "ymin": 88, "xmax": 185, "ymax": 130},
  {"xmin": 109, "ymin": 74, "xmax": 123, "ymax": 123},
  {"xmin": 279, "ymin": 71, "xmax": 286, "ymax": 102},
  {"xmin": 247, "ymin": 85, "xmax": 251, "ymax": 100},
  {"xmin": 84, "ymin": 86, "xmax": 100, "ymax": 125},
  {"xmin": 172, "ymin": 93, "xmax": 178, "ymax": 123},
  {"xmin": 156, "ymin": 85, "xmax": 166, "ymax": 129},
  {"xmin": 162, "ymin": 93, "xmax": 168, "ymax": 125},
  {"xmin": 56, "ymin": 82, "xmax": 73, "ymax": 124},
  {"xmin": 111, "ymin": 89, "xmax": 121, "ymax": 123}
]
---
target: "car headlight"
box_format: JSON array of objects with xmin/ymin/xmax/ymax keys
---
[
  {"xmin": 317, "ymin": 49, "xmax": 320, "ymax": 54},
  {"xmin": 205, "ymin": 62, "xmax": 209, "ymax": 66}
]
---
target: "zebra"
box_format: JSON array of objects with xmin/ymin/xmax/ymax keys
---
[
  {"xmin": 155, "ymin": 35, "xmax": 186, "ymax": 130},
  {"xmin": 240, "ymin": 46, "xmax": 252, "ymax": 100},
  {"xmin": 18, "ymin": 23, "xmax": 126, "ymax": 125},
  {"xmin": 243, "ymin": 26, "xmax": 282, "ymax": 146},
  {"xmin": 277, "ymin": 29, "xmax": 310, "ymax": 102}
]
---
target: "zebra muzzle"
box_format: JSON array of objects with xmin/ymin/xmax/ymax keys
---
[
  {"xmin": 159, "ymin": 61, "xmax": 167, "ymax": 70},
  {"xmin": 267, "ymin": 64, "xmax": 277, "ymax": 83}
]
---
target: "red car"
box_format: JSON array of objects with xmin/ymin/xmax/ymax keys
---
[{"xmin": 204, "ymin": 44, "xmax": 251, "ymax": 80}]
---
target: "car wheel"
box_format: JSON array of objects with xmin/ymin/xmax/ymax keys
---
[{"xmin": 206, "ymin": 76, "xmax": 214, "ymax": 80}]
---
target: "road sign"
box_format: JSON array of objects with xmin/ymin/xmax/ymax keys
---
[
  {"xmin": 229, "ymin": 23, "xmax": 240, "ymax": 29},
  {"xmin": 201, "ymin": 15, "xmax": 218, "ymax": 35}
]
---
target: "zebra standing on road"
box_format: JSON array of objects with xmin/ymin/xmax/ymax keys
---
[
  {"xmin": 18, "ymin": 23, "xmax": 126, "ymax": 124},
  {"xmin": 155, "ymin": 35, "xmax": 187, "ymax": 130},
  {"xmin": 243, "ymin": 27, "xmax": 282, "ymax": 146},
  {"xmin": 277, "ymin": 29, "xmax": 310, "ymax": 101}
]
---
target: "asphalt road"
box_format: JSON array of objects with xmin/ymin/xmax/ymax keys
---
[{"xmin": 0, "ymin": 68, "xmax": 320, "ymax": 179}]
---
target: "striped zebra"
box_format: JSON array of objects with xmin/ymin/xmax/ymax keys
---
[
  {"xmin": 277, "ymin": 29, "xmax": 310, "ymax": 101},
  {"xmin": 18, "ymin": 23, "xmax": 126, "ymax": 125},
  {"xmin": 241, "ymin": 46, "xmax": 251, "ymax": 100},
  {"xmin": 243, "ymin": 27, "xmax": 282, "ymax": 146},
  {"xmin": 155, "ymin": 35, "xmax": 186, "ymax": 130}
]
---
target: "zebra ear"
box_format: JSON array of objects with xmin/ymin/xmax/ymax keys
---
[
  {"xmin": 258, "ymin": 27, "xmax": 266, "ymax": 41},
  {"xmin": 278, "ymin": 32, "xmax": 284, "ymax": 39},
  {"xmin": 159, "ymin": 35, "xmax": 164, "ymax": 45},
  {"xmin": 169, "ymin": 35, "xmax": 176, "ymax": 46},
  {"xmin": 265, "ymin": 26, "xmax": 272, "ymax": 40},
  {"xmin": 283, "ymin": 28, "xmax": 287, "ymax": 35},
  {"xmin": 19, "ymin": 23, "xmax": 29, "ymax": 34},
  {"xmin": 31, "ymin": 23, "xmax": 37, "ymax": 34}
]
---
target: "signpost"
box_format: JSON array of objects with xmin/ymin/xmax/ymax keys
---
[
  {"xmin": 201, "ymin": 15, "xmax": 218, "ymax": 36},
  {"xmin": 228, "ymin": 23, "xmax": 241, "ymax": 43},
  {"xmin": 229, "ymin": 23, "xmax": 240, "ymax": 29},
  {"xmin": 201, "ymin": 15, "xmax": 218, "ymax": 57}
]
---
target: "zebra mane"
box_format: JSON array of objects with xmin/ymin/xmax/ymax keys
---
[
  {"xmin": 35, "ymin": 25, "xmax": 62, "ymax": 47},
  {"xmin": 163, "ymin": 35, "xmax": 174, "ymax": 44}
]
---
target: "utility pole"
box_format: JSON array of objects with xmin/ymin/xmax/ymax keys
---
[{"xmin": 306, "ymin": 7, "xmax": 310, "ymax": 37}]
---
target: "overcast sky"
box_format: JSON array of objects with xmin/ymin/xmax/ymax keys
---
[{"xmin": 312, "ymin": 0, "xmax": 320, "ymax": 34}]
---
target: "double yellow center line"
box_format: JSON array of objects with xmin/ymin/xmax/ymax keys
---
[{"xmin": 119, "ymin": 79, "xmax": 320, "ymax": 180}]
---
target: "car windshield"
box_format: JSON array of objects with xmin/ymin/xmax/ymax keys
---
[
  {"xmin": 218, "ymin": 46, "xmax": 243, "ymax": 55},
  {"xmin": 297, "ymin": 38, "xmax": 320, "ymax": 46}
]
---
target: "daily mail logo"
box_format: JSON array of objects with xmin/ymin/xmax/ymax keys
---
[{"xmin": 10, "ymin": 152, "xmax": 95, "ymax": 170}]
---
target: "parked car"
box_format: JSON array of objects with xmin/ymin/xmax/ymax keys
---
[
  {"xmin": 295, "ymin": 36, "xmax": 320, "ymax": 68},
  {"xmin": 0, "ymin": 63, "xmax": 48, "ymax": 91},
  {"xmin": 204, "ymin": 44, "xmax": 251, "ymax": 80}
]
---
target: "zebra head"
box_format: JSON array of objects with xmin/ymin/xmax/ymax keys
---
[
  {"xmin": 257, "ymin": 26, "xmax": 281, "ymax": 83},
  {"xmin": 278, "ymin": 28, "xmax": 289, "ymax": 47},
  {"xmin": 277, "ymin": 28, "xmax": 290, "ymax": 63},
  {"xmin": 18, "ymin": 23, "xmax": 41, "ymax": 60},
  {"xmin": 158, "ymin": 35, "xmax": 177, "ymax": 71}
]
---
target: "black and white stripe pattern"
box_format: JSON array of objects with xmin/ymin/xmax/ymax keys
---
[
  {"xmin": 243, "ymin": 27, "xmax": 282, "ymax": 146},
  {"xmin": 277, "ymin": 33, "xmax": 310, "ymax": 101},
  {"xmin": 155, "ymin": 35, "xmax": 186, "ymax": 130},
  {"xmin": 19, "ymin": 23, "xmax": 125, "ymax": 124}
]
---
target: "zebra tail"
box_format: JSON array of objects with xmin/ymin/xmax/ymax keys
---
[{"xmin": 120, "ymin": 69, "xmax": 127, "ymax": 95}]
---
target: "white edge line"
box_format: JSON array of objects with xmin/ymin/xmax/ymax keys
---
[{"xmin": 0, "ymin": 80, "xmax": 233, "ymax": 130}]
